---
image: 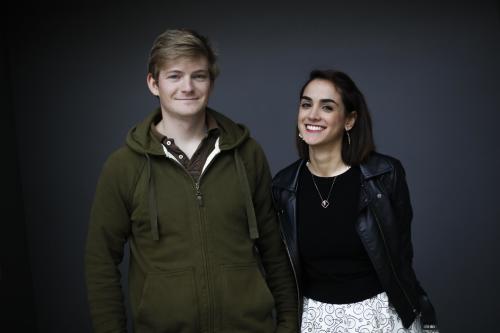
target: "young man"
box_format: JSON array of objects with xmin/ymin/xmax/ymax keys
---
[{"xmin": 85, "ymin": 29, "xmax": 298, "ymax": 333}]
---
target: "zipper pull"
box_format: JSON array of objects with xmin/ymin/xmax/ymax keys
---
[{"xmin": 195, "ymin": 182, "xmax": 203, "ymax": 206}]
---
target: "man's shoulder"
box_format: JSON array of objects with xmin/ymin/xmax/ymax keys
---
[
  {"xmin": 233, "ymin": 135, "xmax": 267, "ymax": 160},
  {"xmin": 106, "ymin": 145, "xmax": 142, "ymax": 164},
  {"xmin": 100, "ymin": 145, "xmax": 146, "ymax": 178}
]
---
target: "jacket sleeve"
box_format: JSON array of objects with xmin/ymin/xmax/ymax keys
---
[
  {"xmin": 390, "ymin": 159, "xmax": 439, "ymax": 330},
  {"xmin": 388, "ymin": 160, "xmax": 418, "ymax": 289},
  {"xmin": 247, "ymin": 143, "xmax": 298, "ymax": 333},
  {"xmin": 85, "ymin": 153, "xmax": 134, "ymax": 333}
]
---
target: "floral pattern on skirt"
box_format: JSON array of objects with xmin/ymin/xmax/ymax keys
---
[{"xmin": 301, "ymin": 292, "xmax": 422, "ymax": 333}]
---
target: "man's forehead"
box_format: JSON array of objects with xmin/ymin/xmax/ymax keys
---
[{"xmin": 161, "ymin": 56, "xmax": 209, "ymax": 72}]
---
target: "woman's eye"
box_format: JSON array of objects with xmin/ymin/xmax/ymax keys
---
[
  {"xmin": 322, "ymin": 105, "xmax": 333, "ymax": 112},
  {"xmin": 300, "ymin": 102, "xmax": 311, "ymax": 108}
]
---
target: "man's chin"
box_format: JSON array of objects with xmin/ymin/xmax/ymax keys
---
[{"xmin": 166, "ymin": 107, "xmax": 207, "ymax": 119}]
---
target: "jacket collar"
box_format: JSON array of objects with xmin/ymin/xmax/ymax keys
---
[
  {"xmin": 359, "ymin": 152, "xmax": 393, "ymax": 179},
  {"xmin": 273, "ymin": 152, "xmax": 393, "ymax": 193},
  {"xmin": 272, "ymin": 159, "xmax": 306, "ymax": 192}
]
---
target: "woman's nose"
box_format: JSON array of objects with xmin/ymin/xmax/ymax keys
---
[{"xmin": 307, "ymin": 106, "xmax": 321, "ymax": 120}]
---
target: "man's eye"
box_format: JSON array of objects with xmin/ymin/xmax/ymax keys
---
[
  {"xmin": 167, "ymin": 74, "xmax": 180, "ymax": 80},
  {"xmin": 193, "ymin": 74, "xmax": 208, "ymax": 81}
]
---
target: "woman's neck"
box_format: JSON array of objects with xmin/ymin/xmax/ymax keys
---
[{"xmin": 307, "ymin": 145, "xmax": 350, "ymax": 177}]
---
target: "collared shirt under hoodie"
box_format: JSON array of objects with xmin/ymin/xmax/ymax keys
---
[{"xmin": 149, "ymin": 113, "xmax": 220, "ymax": 181}]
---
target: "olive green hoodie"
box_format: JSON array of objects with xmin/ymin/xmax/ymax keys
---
[{"xmin": 85, "ymin": 108, "xmax": 298, "ymax": 333}]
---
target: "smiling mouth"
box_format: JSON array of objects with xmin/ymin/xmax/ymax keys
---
[{"xmin": 305, "ymin": 124, "xmax": 325, "ymax": 132}]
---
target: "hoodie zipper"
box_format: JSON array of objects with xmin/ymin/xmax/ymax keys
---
[
  {"xmin": 193, "ymin": 157, "xmax": 220, "ymax": 333},
  {"xmin": 194, "ymin": 184, "xmax": 213, "ymax": 332},
  {"xmin": 194, "ymin": 149, "xmax": 227, "ymax": 332},
  {"xmin": 368, "ymin": 202, "xmax": 418, "ymax": 315},
  {"xmin": 164, "ymin": 151, "xmax": 220, "ymax": 332},
  {"xmin": 195, "ymin": 182, "xmax": 203, "ymax": 206}
]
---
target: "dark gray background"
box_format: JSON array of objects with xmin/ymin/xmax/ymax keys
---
[{"xmin": 3, "ymin": 1, "xmax": 500, "ymax": 332}]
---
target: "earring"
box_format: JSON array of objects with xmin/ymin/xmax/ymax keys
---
[
  {"xmin": 346, "ymin": 129, "xmax": 351, "ymax": 145},
  {"xmin": 298, "ymin": 133, "xmax": 304, "ymax": 140}
]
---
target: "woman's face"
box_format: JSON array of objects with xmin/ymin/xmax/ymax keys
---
[{"xmin": 297, "ymin": 79, "xmax": 355, "ymax": 149}]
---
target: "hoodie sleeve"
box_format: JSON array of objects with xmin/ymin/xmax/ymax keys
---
[
  {"xmin": 85, "ymin": 150, "xmax": 135, "ymax": 333},
  {"xmin": 244, "ymin": 141, "xmax": 299, "ymax": 333}
]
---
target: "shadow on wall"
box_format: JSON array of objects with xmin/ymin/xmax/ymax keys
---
[{"xmin": 0, "ymin": 36, "xmax": 37, "ymax": 330}]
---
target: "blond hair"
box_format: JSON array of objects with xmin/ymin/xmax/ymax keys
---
[{"xmin": 148, "ymin": 29, "xmax": 219, "ymax": 81}]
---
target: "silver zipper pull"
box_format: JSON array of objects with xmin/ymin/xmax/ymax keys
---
[{"xmin": 195, "ymin": 182, "xmax": 203, "ymax": 206}]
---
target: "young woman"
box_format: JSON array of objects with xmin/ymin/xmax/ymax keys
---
[{"xmin": 272, "ymin": 70, "xmax": 439, "ymax": 332}]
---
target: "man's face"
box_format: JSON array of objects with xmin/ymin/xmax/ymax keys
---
[{"xmin": 147, "ymin": 56, "xmax": 212, "ymax": 119}]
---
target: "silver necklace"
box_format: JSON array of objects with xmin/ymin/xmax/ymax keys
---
[{"xmin": 310, "ymin": 170, "xmax": 337, "ymax": 208}]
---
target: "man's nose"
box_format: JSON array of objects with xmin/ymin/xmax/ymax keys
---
[{"xmin": 180, "ymin": 78, "xmax": 194, "ymax": 92}]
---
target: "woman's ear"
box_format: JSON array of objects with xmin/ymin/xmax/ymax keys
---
[{"xmin": 345, "ymin": 111, "xmax": 357, "ymax": 131}]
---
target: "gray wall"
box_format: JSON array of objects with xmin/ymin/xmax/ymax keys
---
[
  {"xmin": 1, "ymin": 25, "xmax": 37, "ymax": 331},
  {"xmin": 4, "ymin": 1, "xmax": 500, "ymax": 332}
]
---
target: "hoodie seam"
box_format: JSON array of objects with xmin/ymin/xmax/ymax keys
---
[{"xmin": 125, "ymin": 153, "xmax": 148, "ymax": 215}]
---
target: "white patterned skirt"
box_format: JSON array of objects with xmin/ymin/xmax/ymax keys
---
[{"xmin": 301, "ymin": 292, "xmax": 422, "ymax": 333}]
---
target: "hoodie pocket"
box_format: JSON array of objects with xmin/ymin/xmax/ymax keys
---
[
  {"xmin": 221, "ymin": 263, "xmax": 275, "ymax": 331},
  {"xmin": 135, "ymin": 268, "xmax": 200, "ymax": 332}
]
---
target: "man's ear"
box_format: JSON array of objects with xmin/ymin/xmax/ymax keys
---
[{"xmin": 146, "ymin": 73, "xmax": 159, "ymax": 96}]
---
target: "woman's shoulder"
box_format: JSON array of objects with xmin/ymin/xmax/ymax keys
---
[{"xmin": 360, "ymin": 152, "xmax": 405, "ymax": 176}]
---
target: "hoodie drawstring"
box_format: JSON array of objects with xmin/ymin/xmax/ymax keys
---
[
  {"xmin": 145, "ymin": 153, "xmax": 160, "ymax": 241},
  {"xmin": 146, "ymin": 149, "xmax": 257, "ymax": 241},
  {"xmin": 234, "ymin": 149, "xmax": 259, "ymax": 240}
]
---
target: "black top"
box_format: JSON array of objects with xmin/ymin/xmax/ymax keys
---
[{"xmin": 297, "ymin": 164, "xmax": 383, "ymax": 304}]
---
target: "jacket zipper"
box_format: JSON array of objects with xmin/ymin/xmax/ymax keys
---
[
  {"xmin": 277, "ymin": 209, "xmax": 302, "ymax": 326},
  {"xmin": 368, "ymin": 204, "xmax": 418, "ymax": 314}
]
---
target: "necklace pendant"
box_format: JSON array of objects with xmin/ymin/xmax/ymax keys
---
[{"xmin": 321, "ymin": 200, "xmax": 329, "ymax": 208}]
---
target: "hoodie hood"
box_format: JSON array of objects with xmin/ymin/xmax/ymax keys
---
[
  {"xmin": 124, "ymin": 107, "xmax": 257, "ymax": 242},
  {"xmin": 126, "ymin": 107, "xmax": 250, "ymax": 155}
]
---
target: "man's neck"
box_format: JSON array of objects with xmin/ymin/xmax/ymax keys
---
[{"xmin": 156, "ymin": 110, "xmax": 208, "ymax": 159}]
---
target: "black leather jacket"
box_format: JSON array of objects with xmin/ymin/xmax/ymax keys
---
[{"xmin": 272, "ymin": 153, "xmax": 438, "ymax": 330}]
